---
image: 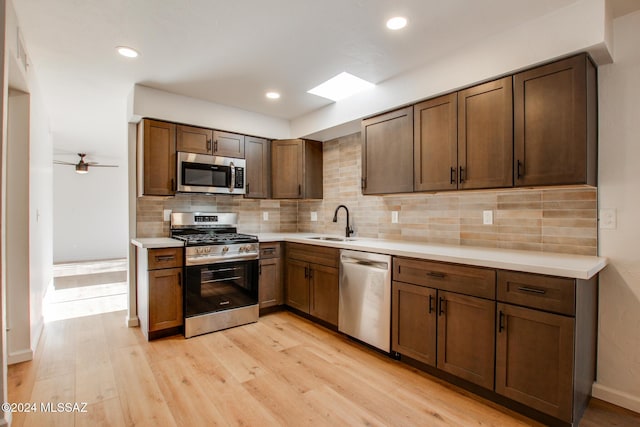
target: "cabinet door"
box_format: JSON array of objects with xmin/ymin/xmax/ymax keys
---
[
  {"xmin": 259, "ymin": 257, "xmax": 282, "ymax": 309},
  {"xmin": 213, "ymin": 130, "xmax": 245, "ymax": 158},
  {"xmin": 362, "ymin": 106, "xmax": 414, "ymax": 194},
  {"xmin": 391, "ymin": 281, "xmax": 437, "ymax": 366},
  {"xmin": 176, "ymin": 124, "xmax": 213, "ymax": 154},
  {"xmin": 285, "ymin": 258, "xmax": 309, "ymax": 312},
  {"xmin": 139, "ymin": 119, "xmax": 176, "ymax": 196},
  {"xmin": 245, "ymin": 136, "xmax": 271, "ymax": 199},
  {"xmin": 148, "ymin": 267, "xmax": 183, "ymax": 332},
  {"xmin": 309, "ymin": 263, "xmax": 339, "ymax": 326},
  {"xmin": 458, "ymin": 77, "xmax": 513, "ymax": 190},
  {"xmin": 414, "ymin": 93, "xmax": 458, "ymax": 191},
  {"xmin": 272, "ymin": 139, "xmax": 303, "ymax": 199},
  {"xmin": 437, "ymin": 291, "xmax": 495, "ymax": 389},
  {"xmin": 514, "ymin": 54, "xmax": 594, "ymax": 186},
  {"xmin": 496, "ymin": 303, "xmax": 574, "ymax": 421}
]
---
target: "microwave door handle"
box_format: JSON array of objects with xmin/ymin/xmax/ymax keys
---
[{"xmin": 229, "ymin": 162, "xmax": 235, "ymax": 193}]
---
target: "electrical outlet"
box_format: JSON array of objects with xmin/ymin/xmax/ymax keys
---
[
  {"xmin": 483, "ymin": 210, "xmax": 493, "ymax": 225},
  {"xmin": 163, "ymin": 209, "xmax": 172, "ymax": 222},
  {"xmin": 263, "ymin": 211, "xmax": 269, "ymax": 221},
  {"xmin": 310, "ymin": 211, "xmax": 318, "ymax": 222},
  {"xmin": 391, "ymin": 211, "xmax": 399, "ymax": 224},
  {"xmin": 600, "ymin": 208, "xmax": 617, "ymax": 229}
]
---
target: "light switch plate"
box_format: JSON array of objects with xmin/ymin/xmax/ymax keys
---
[
  {"xmin": 600, "ymin": 208, "xmax": 617, "ymax": 229},
  {"xmin": 483, "ymin": 210, "xmax": 493, "ymax": 225},
  {"xmin": 391, "ymin": 211, "xmax": 399, "ymax": 224},
  {"xmin": 163, "ymin": 209, "xmax": 172, "ymax": 222},
  {"xmin": 311, "ymin": 211, "xmax": 318, "ymax": 222},
  {"xmin": 263, "ymin": 211, "xmax": 269, "ymax": 221}
]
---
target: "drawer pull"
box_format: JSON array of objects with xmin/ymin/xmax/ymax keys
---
[
  {"xmin": 155, "ymin": 255, "xmax": 175, "ymax": 262},
  {"xmin": 262, "ymin": 248, "xmax": 275, "ymax": 254},
  {"xmin": 517, "ymin": 286, "xmax": 546, "ymax": 295},
  {"xmin": 427, "ymin": 271, "xmax": 446, "ymax": 279}
]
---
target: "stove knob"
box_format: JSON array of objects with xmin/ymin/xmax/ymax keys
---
[{"xmin": 222, "ymin": 246, "xmax": 229, "ymax": 254}]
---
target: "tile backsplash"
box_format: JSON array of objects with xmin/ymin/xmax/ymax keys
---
[{"xmin": 137, "ymin": 132, "xmax": 597, "ymax": 256}]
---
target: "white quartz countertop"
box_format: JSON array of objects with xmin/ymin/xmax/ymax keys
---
[
  {"xmin": 131, "ymin": 238, "xmax": 184, "ymax": 249},
  {"xmin": 252, "ymin": 233, "xmax": 607, "ymax": 280}
]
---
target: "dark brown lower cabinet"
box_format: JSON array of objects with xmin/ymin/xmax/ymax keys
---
[
  {"xmin": 437, "ymin": 291, "xmax": 495, "ymax": 389},
  {"xmin": 496, "ymin": 303, "xmax": 574, "ymax": 421},
  {"xmin": 259, "ymin": 258, "xmax": 282, "ymax": 310},
  {"xmin": 285, "ymin": 243, "xmax": 339, "ymax": 327},
  {"xmin": 391, "ymin": 281, "xmax": 437, "ymax": 366}
]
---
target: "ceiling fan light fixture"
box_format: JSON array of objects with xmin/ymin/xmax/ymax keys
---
[{"xmin": 75, "ymin": 163, "xmax": 89, "ymax": 174}]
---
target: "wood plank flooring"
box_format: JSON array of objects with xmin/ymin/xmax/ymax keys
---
[{"xmin": 8, "ymin": 310, "xmax": 640, "ymax": 427}]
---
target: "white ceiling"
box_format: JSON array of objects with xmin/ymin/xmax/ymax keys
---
[{"xmin": 11, "ymin": 0, "xmax": 640, "ymax": 161}]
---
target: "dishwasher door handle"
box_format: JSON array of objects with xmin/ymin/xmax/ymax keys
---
[{"xmin": 342, "ymin": 258, "xmax": 389, "ymax": 270}]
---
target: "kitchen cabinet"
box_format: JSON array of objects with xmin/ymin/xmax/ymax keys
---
[
  {"xmin": 361, "ymin": 106, "xmax": 414, "ymax": 194},
  {"xmin": 392, "ymin": 257, "xmax": 496, "ymax": 389},
  {"xmin": 391, "ymin": 281, "xmax": 437, "ymax": 366},
  {"xmin": 245, "ymin": 136, "xmax": 271, "ymax": 199},
  {"xmin": 136, "ymin": 246, "xmax": 184, "ymax": 340},
  {"xmin": 414, "ymin": 93, "xmax": 458, "ymax": 192},
  {"xmin": 137, "ymin": 119, "xmax": 176, "ymax": 196},
  {"xmin": 213, "ymin": 130, "xmax": 245, "ymax": 158},
  {"xmin": 457, "ymin": 77, "xmax": 513, "ymax": 190},
  {"xmin": 285, "ymin": 243, "xmax": 339, "ymax": 326},
  {"xmin": 514, "ymin": 53, "xmax": 597, "ymax": 187},
  {"xmin": 495, "ymin": 270, "xmax": 597, "ymax": 424},
  {"xmin": 271, "ymin": 139, "xmax": 323, "ymax": 199},
  {"xmin": 176, "ymin": 124, "xmax": 213, "ymax": 154},
  {"xmin": 259, "ymin": 243, "xmax": 282, "ymax": 311}
]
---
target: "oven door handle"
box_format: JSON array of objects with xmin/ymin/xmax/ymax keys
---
[
  {"xmin": 186, "ymin": 253, "xmax": 259, "ymax": 265},
  {"xmin": 202, "ymin": 276, "xmax": 242, "ymax": 284}
]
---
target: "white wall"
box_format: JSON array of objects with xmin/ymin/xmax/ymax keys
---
[
  {"xmin": 6, "ymin": 90, "xmax": 30, "ymax": 364},
  {"xmin": 53, "ymin": 158, "xmax": 127, "ymax": 263},
  {"xmin": 592, "ymin": 10, "xmax": 640, "ymax": 412}
]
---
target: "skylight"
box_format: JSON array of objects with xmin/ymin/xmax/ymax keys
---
[{"xmin": 307, "ymin": 72, "xmax": 375, "ymax": 102}]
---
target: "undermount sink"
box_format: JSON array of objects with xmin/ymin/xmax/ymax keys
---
[{"xmin": 306, "ymin": 236, "xmax": 357, "ymax": 242}]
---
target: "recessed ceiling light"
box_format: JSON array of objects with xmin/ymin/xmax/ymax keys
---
[
  {"xmin": 386, "ymin": 17, "xmax": 407, "ymax": 30},
  {"xmin": 266, "ymin": 92, "xmax": 281, "ymax": 99},
  {"xmin": 116, "ymin": 46, "xmax": 139, "ymax": 58},
  {"xmin": 307, "ymin": 72, "xmax": 375, "ymax": 102}
]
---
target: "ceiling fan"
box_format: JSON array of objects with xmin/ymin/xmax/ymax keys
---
[{"xmin": 53, "ymin": 153, "xmax": 118, "ymax": 174}]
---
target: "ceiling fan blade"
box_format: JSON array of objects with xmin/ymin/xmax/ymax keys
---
[
  {"xmin": 53, "ymin": 160, "xmax": 77, "ymax": 166},
  {"xmin": 89, "ymin": 164, "xmax": 119, "ymax": 168}
]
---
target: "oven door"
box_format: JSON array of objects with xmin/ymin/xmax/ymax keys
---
[{"xmin": 184, "ymin": 259, "xmax": 258, "ymax": 318}]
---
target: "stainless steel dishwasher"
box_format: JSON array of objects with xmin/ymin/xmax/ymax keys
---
[{"xmin": 339, "ymin": 250, "xmax": 392, "ymax": 352}]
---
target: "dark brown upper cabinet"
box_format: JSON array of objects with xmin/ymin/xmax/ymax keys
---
[
  {"xmin": 176, "ymin": 124, "xmax": 213, "ymax": 154},
  {"xmin": 458, "ymin": 77, "xmax": 513, "ymax": 190},
  {"xmin": 271, "ymin": 139, "xmax": 322, "ymax": 199},
  {"xmin": 414, "ymin": 93, "xmax": 458, "ymax": 192},
  {"xmin": 514, "ymin": 53, "xmax": 597, "ymax": 187},
  {"xmin": 361, "ymin": 106, "xmax": 414, "ymax": 194},
  {"xmin": 213, "ymin": 130, "xmax": 245, "ymax": 158},
  {"xmin": 244, "ymin": 136, "xmax": 271, "ymax": 199},
  {"xmin": 137, "ymin": 119, "xmax": 176, "ymax": 196}
]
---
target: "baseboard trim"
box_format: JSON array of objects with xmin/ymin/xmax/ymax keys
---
[
  {"xmin": 8, "ymin": 348, "xmax": 33, "ymax": 365},
  {"xmin": 126, "ymin": 316, "xmax": 139, "ymax": 327},
  {"xmin": 592, "ymin": 382, "xmax": 640, "ymax": 413}
]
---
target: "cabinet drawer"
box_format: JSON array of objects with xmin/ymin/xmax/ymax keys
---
[
  {"xmin": 260, "ymin": 243, "xmax": 281, "ymax": 259},
  {"xmin": 393, "ymin": 258, "xmax": 495, "ymax": 300},
  {"xmin": 286, "ymin": 243, "xmax": 338, "ymax": 268},
  {"xmin": 148, "ymin": 247, "xmax": 184, "ymax": 270},
  {"xmin": 497, "ymin": 271, "xmax": 575, "ymax": 316}
]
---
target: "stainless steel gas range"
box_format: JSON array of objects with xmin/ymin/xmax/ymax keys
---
[{"xmin": 171, "ymin": 212, "xmax": 259, "ymax": 338}]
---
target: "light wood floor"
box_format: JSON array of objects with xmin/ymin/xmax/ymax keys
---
[{"xmin": 8, "ymin": 310, "xmax": 640, "ymax": 427}]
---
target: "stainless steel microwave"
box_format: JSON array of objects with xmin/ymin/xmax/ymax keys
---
[{"xmin": 177, "ymin": 152, "xmax": 246, "ymax": 195}]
